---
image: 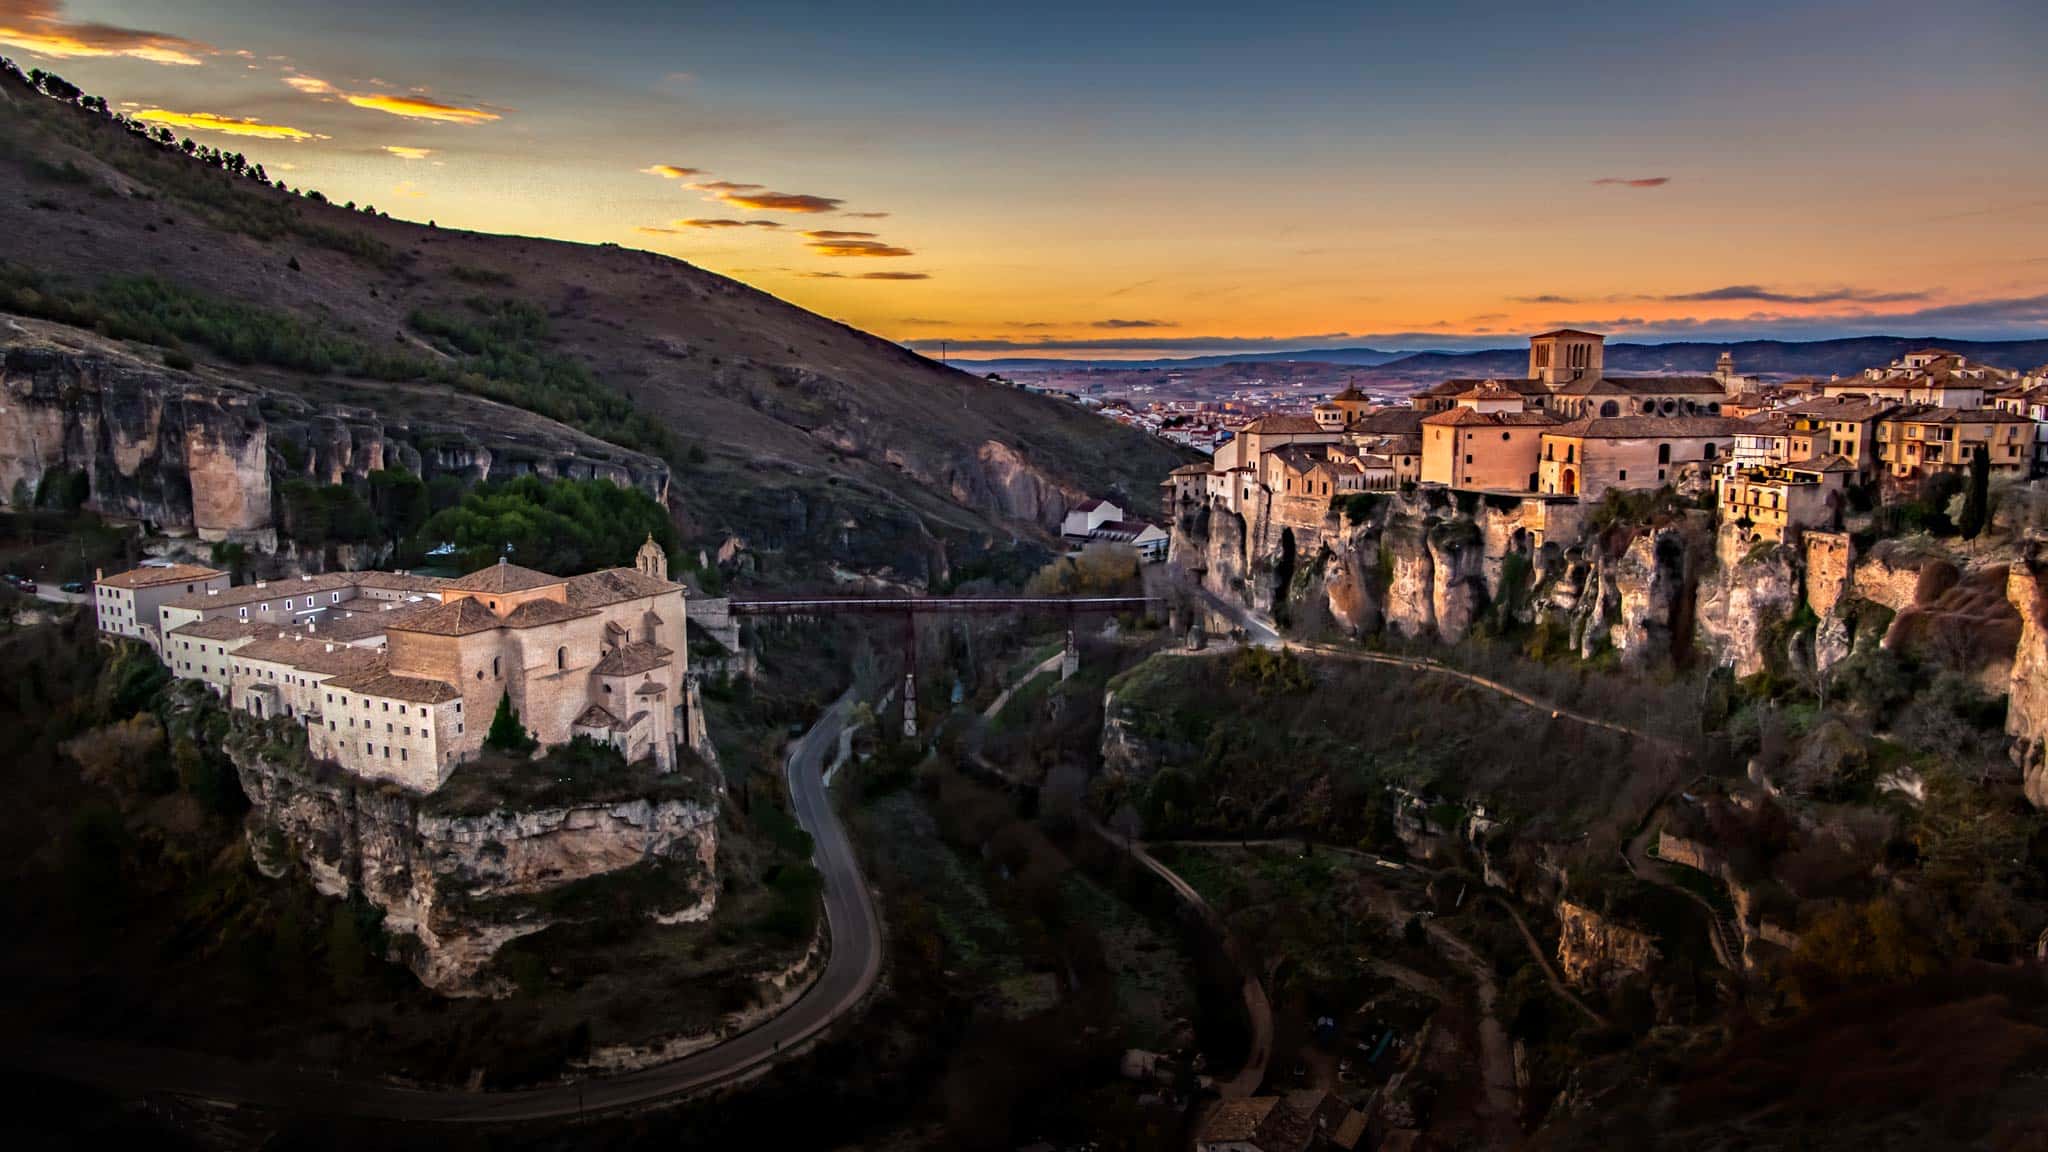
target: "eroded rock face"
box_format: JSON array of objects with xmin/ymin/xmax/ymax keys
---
[
  {"xmin": 2007, "ymin": 550, "xmax": 2048, "ymax": 809},
  {"xmin": 1, "ymin": 337, "xmax": 671, "ymax": 549},
  {"xmin": 1, "ymin": 343, "xmax": 272, "ymax": 542},
  {"xmin": 1556, "ymin": 899, "xmax": 1659, "ymax": 988},
  {"xmin": 1697, "ymin": 538, "xmax": 1799, "ymax": 677},
  {"xmin": 948, "ymin": 440, "xmax": 1088, "ymax": 528},
  {"xmin": 234, "ymin": 739, "xmax": 718, "ymax": 994}
]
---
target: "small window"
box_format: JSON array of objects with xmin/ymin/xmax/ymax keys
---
[
  {"xmin": 259, "ymin": 603, "xmax": 268, "ymax": 613},
  {"xmin": 1619, "ymin": 470, "xmax": 1627, "ymax": 481},
  {"xmin": 557, "ymin": 646, "xmax": 566, "ymax": 671},
  {"xmin": 331, "ymin": 592, "xmax": 341, "ymax": 603},
  {"xmin": 238, "ymin": 608, "xmax": 248, "ymax": 620}
]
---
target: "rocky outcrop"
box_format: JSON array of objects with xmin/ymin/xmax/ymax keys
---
[
  {"xmin": 1696, "ymin": 538, "xmax": 1799, "ymax": 677},
  {"xmin": 234, "ymin": 730, "xmax": 718, "ymax": 994},
  {"xmin": 1, "ymin": 341, "xmax": 273, "ymax": 543},
  {"xmin": 1573, "ymin": 525, "xmax": 1701, "ymax": 665},
  {"xmin": 1556, "ymin": 899, "xmax": 1659, "ymax": 988},
  {"xmin": 2008, "ymin": 549, "xmax": 2048, "ymax": 809},
  {"xmin": 948, "ymin": 439, "xmax": 1089, "ymax": 528},
  {"xmin": 0, "ymin": 330, "xmax": 670, "ymax": 550}
]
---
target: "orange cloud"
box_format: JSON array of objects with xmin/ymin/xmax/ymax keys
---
[
  {"xmin": 1591, "ymin": 176, "xmax": 1670, "ymax": 188},
  {"xmin": 640, "ymin": 164, "xmax": 704, "ymax": 179},
  {"xmin": 282, "ymin": 72, "xmax": 501, "ymax": 125},
  {"xmin": 134, "ymin": 108, "xmax": 322, "ymax": 141},
  {"xmin": 803, "ymin": 229, "xmax": 877, "ymax": 239},
  {"xmin": 687, "ymin": 180, "xmax": 842, "ymax": 213},
  {"xmin": 383, "ymin": 145, "xmax": 434, "ymax": 160},
  {"xmin": 801, "ymin": 271, "xmax": 931, "ymax": 281},
  {"xmin": 344, "ymin": 92, "xmax": 500, "ymax": 125},
  {"xmin": 842, "ymin": 211, "xmax": 890, "ymax": 219},
  {"xmin": 0, "ymin": 1, "xmax": 209, "ymax": 66},
  {"xmin": 807, "ymin": 237, "xmax": 913, "ymax": 257}
]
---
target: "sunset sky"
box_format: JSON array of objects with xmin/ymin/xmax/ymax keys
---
[{"xmin": 4, "ymin": 0, "xmax": 2045, "ymax": 358}]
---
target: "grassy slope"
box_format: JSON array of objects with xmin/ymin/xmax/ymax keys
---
[{"xmin": 0, "ymin": 73, "xmax": 1191, "ymax": 578}]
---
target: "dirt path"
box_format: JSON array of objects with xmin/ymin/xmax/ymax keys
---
[
  {"xmin": 982, "ymin": 648, "xmax": 1066, "ymax": 720},
  {"xmin": 1110, "ymin": 836, "xmax": 1273, "ymax": 1098},
  {"xmin": 1624, "ymin": 802, "xmax": 1740, "ymax": 970}
]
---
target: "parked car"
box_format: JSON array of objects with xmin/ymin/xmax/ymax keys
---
[
  {"xmin": 17, "ymin": 579, "xmax": 37, "ymax": 593},
  {"xmin": 61, "ymin": 581, "xmax": 86, "ymax": 594},
  {"xmin": 1, "ymin": 574, "xmax": 21, "ymax": 587}
]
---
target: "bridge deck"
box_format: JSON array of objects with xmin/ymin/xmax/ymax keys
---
[{"xmin": 728, "ymin": 596, "xmax": 1161, "ymax": 616}]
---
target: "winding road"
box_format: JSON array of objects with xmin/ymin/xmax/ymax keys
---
[{"xmin": 22, "ymin": 694, "xmax": 883, "ymax": 1122}]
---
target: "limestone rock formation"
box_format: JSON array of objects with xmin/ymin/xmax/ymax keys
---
[
  {"xmin": 234, "ymin": 730, "xmax": 718, "ymax": 994},
  {"xmin": 1556, "ymin": 899, "xmax": 1659, "ymax": 988},
  {"xmin": 1696, "ymin": 538, "xmax": 1800, "ymax": 677},
  {"xmin": 2007, "ymin": 549, "xmax": 2048, "ymax": 809}
]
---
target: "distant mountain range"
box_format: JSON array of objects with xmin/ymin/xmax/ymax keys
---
[{"xmin": 967, "ymin": 336, "xmax": 2048, "ymax": 383}]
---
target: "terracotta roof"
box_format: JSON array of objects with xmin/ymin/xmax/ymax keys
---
[
  {"xmin": 634, "ymin": 678, "xmax": 667, "ymax": 697},
  {"xmin": 1896, "ymin": 406, "xmax": 2029, "ymax": 424},
  {"xmin": 501, "ymin": 598, "xmax": 595, "ymax": 628},
  {"xmin": 1554, "ymin": 375, "xmax": 1725, "ymax": 397},
  {"xmin": 300, "ymin": 601, "xmax": 436, "ymax": 643},
  {"xmin": 349, "ymin": 571, "xmax": 450, "ymax": 594},
  {"xmin": 1546, "ymin": 415, "xmax": 1741, "ymax": 439},
  {"xmin": 1071, "ymin": 498, "xmax": 1106, "ymax": 512},
  {"xmin": 96, "ymin": 563, "xmax": 225, "ymax": 591},
  {"xmin": 1353, "ymin": 408, "xmax": 1423, "ymax": 434},
  {"xmin": 444, "ymin": 560, "xmax": 562, "ymax": 594},
  {"xmin": 163, "ymin": 571, "xmax": 357, "ymax": 610},
  {"xmin": 324, "ymin": 668, "xmax": 460, "ymax": 704},
  {"xmin": 564, "ymin": 567, "xmax": 676, "ymax": 609},
  {"xmin": 1168, "ymin": 462, "xmax": 1210, "ymax": 476},
  {"xmin": 1456, "ymin": 381, "xmax": 1527, "ymax": 401},
  {"xmin": 573, "ymin": 703, "xmax": 622, "ymax": 729},
  {"xmin": 1789, "ymin": 455, "xmax": 1859, "ymax": 474},
  {"xmin": 234, "ymin": 636, "xmax": 387, "ymax": 676},
  {"xmin": 389, "ymin": 597, "xmax": 503, "ymax": 637},
  {"xmin": 1238, "ymin": 415, "xmax": 1326, "ymax": 435},
  {"xmin": 1200, "ymin": 1097, "xmax": 1279, "ymax": 1143},
  {"xmin": 168, "ymin": 617, "xmax": 269, "ymax": 642},
  {"xmin": 1421, "ymin": 408, "xmax": 1557, "ymax": 428},
  {"xmin": 1782, "ymin": 397, "xmax": 1898, "ymax": 423},
  {"xmin": 592, "ymin": 641, "xmax": 673, "ymax": 677},
  {"xmin": 1421, "ymin": 376, "xmax": 1547, "ymax": 398},
  {"xmin": 1531, "ymin": 327, "xmax": 1606, "ymax": 339}
]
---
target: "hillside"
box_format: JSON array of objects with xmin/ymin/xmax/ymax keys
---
[{"xmin": 0, "ymin": 65, "xmax": 1190, "ymax": 587}]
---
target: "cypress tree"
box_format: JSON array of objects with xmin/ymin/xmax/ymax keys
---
[
  {"xmin": 1960, "ymin": 443, "xmax": 1990, "ymax": 539},
  {"xmin": 485, "ymin": 689, "xmax": 532, "ymax": 753}
]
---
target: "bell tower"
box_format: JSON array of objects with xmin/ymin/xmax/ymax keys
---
[
  {"xmin": 1528, "ymin": 329, "xmax": 1606, "ymax": 388},
  {"xmin": 635, "ymin": 533, "xmax": 668, "ymax": 581}
]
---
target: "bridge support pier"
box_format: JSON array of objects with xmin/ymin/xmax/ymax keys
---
[
  {"xmin": 1060, "ymin": 628, "xmax": 1079, "ymax": 681},
  {"xmin": 902, "ymin": 671, "xmax": 918, "ymax": 738}
]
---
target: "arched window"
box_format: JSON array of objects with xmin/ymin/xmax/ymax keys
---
[
  {"xmin": 1657, "ymin": 443, "xmax": 1672, "ymax": 464},
  {"xmin": 1599, "ymin": 400, "xmax": 1620, "ymax": 418},
  {"xmin": 1704, "ymin": 443, "xmax": 1717, "ymax": 460},
  {"xmin": 557, "ymin": 646, "xmax": 566, "ymax": 670},
  {"xmin": 492, "ymin": 656, "xmax": 500, "ymax": 678}
]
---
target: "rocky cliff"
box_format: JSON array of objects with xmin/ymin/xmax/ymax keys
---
[
  {"xmin": 232, "ymin": 724, "xmax": 717, "ymax": 994},
  {"xmin": 2008, "ymin": 547, "xmax": 2048, "ymax": 808},
  {"xmin": 1, "ymin": 324, "xmax": 671, "ymax": 550},
  {"xmin": 1556, "ymin": 899, "xmax": 1659, "ymax": 988}
]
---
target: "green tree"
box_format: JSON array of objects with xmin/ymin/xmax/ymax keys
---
[
  {"xmin": 485, "ymin": 689, "xmax": 535, "ymax": 753},
  {"xmin": 1959, "ymin": 443, "xmax": 1990, "ymax": 539}
]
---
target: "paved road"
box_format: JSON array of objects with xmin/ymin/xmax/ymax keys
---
[{"xmin": 24, "ymin": 694, "xmax": 883, "ymax": 1123}]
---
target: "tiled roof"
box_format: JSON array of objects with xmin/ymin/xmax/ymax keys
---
[
  {"xmin": 592, "ymin": 641, "xmax": 674, "ymax": 677},
  {"xmin": 1782, "ymin": 398, "xmax": 1898, "ymax": 423},
  {"xmin": 1546, "ymin": 415, "xmax": 1741, "ymax": 438},
  {"xmin": 501, "ymin": 598, "xmax": 595, "ymax": 628},
  {"xmin": 564, "ymin": 567, "xmax": 676, "ymax": 609},
  {"xmin": 444, "ymin": 561, "xmax": 562, "ymax": 593},
  {"xmin": 168, "ymin": 617, "xmax": 269, "ymax": 641},
  {"xmin": 1554, "ymin": 375, "xmax": 1725, "ymax": 397},
  {"xmin": 349, "ymin": 571, "xmax": 450, "ymax": 593},
  {"xmin": 163, "ymin": 571, "xmax": 357, "ymax": 610},
  {"xmin": 1896, "ymin": 406, "xmax": 2029, "ymax": 424},
  {"xmin": 1531, "ymin": 327, "xmax": 1606, "ymax": 339},
  {"xmin": 389, "ymin": 597, "xmax": 503, "ymax": 637},
  {"xmin": 634, "ymin": 679, "xmax": 667, "ymax": 697},
  {"xmin": 234, "ymin": 635, "xmax": 388, "ymax": 676},
  {"xmin": 1353, "ymin": 408, "xmax": 1423, "ymax": 434},
  {"xmin": 301, "ymin": 601, "xmax": 437, "ymax": 643},
  {"xmin": 1239, "ymin": 415, "xmax": 1326, "ymax": 435},
  {"xmin": 325, "ymin": 668, "xmax": 460, "ymax": 704},
  {"xmin": 1456, "ymin": 381, "xmax": 1527, "ymax": 401},
  {"xmin": 96, "ymin": 563, "xmax": 225, "ymax": 590},
  {"xmin": 1421, "ymin": 408, "xmax": 1558, "ymax": 428},
  {"xmin": 573, "ymin": 703, "xmax": 622, "ymax": 729}
]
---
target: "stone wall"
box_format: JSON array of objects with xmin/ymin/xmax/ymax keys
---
[
  {"xmin": 1803, "ymin": 531, "xmax": 1854, "ymax": 619},
  {"xmin": 1556, "ymin": 899, "xmax": 1659, "ymax": 988}
]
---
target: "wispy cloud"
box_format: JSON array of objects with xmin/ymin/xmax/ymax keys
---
[
  {"xmin": 283, "ymin": 73, "xmax": 501, "ymax": 124},
  {"xmin": 802, "ymin": 229, "xmax": 877, "ymax": 240},
  {"xmin": 0, "ymin": 0, "xmax": 210, "ymax": 66},
  {"xmin": 1591, "ymin": 176, "xmax": 1670, "ymax": 188},
  {"xmin": 801, "ymin": 271, "xmax": 931, "ymax": 281},
  {"xmin": 640, "ymin": 163, "xmax": 704, "ymax": 180},
  {"xmin": 1512, "ymin": 294, "xmax": 1578, "ymax": 304},
  {"xmin": 807, "ymin": 237, "xmax": 913, "ymax": 258},
  {"xmin": 134, "ymin": 108, "xmax": 323, "ymax": 141},
  {"xmin": 1093, "ymin": 318, "xmax": 1175, "ymax": 329},
  {"xmin": 842, "ymin": 211, "xmax": 890, "ymax": 219},
  {"xmin": 670, "ymin": 218, "xmax": 783, "ymax": 230},
  {"xmin": 383, "ymin": 145, "xmax": 434, "ymax": 160},
  {"xmin": 344, "ymin": 92, "xmax": 500, "ymax": 124},
  {"xmin": 696, "ymin": 183, "xmax": 844, "ymax": 213},
  {"xmin": 1656, "ymin": 284, "xmax": 1929, "ymax": 305}
]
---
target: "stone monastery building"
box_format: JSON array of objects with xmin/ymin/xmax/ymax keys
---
[{"xmin": 101, "ymin": 537, "xmax": 700, "ymax": 792}]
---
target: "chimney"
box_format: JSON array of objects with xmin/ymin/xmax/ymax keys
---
[
  {"xmin": 95, "ymin": 567, "xmax": 103, "ymax": 581},
  {"xmin": 208, "ymin": 588, "xmax": 218, "ymax": 596}
]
